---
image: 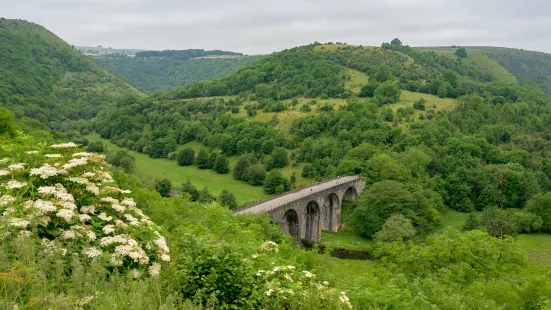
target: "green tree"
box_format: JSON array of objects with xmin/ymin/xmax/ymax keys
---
[
  {"xmin": 359, "ymin": 81, "xmax": 380, "ymax": 98},
  {"xmin": 213, "ymin": 155, "xmax": 230, "ymax": 174},
  {"xmin": 155, "ymin": 178, "xmax": 172, "ymax": 197},
  {"xmin": 233, "ymin": 154, "xmax": 254, "ymax": 181},
  {"xmin": 245, "ymin": 164, "xmax": 266, "ymax": 186},
  {"xmin": 375, "ymin": 81, "xmax": 401, "ymax": 104},
  {"xmin": 374, "ymin": 64, "xmax": 393, "ymax": 83},
  {"xmin": 413, "ymin": 98, "xmax": 426, "ymax": 110},
  {"xmin": 482, "ymin": 206, "xmax": 517, "ymax": 238},
  {"xmin": 198, "ymin": 186, "xmax": 215, "ymax": 204},
  {"xmin": 525, "ymin": 192, "xmax": 551, "ymax": 230},
  {"xmin": 219, "ymin": 190, "xmax": 238, "ymax": 209},
  {"xmin": 269, "ymin": 147, "xmax": 288, "ymax": 169},
  {"xmin": 455, "ymin": 47, "xmax": 467, "ymax": 58},
  {"xmin": 87, "ymin": 141, "xmax": 106, "ymax": 153},
  {"xmin": 391, "ymin": 38, "xmax": 403, "ymax": 46},
  {"xmin": 106, "ymin": 150, "xmax": 135, "ymax": 172},
  {"xmin": 463, "ymin": 212, "xmax": 482, "ymax": 231},
  {"xmin": 0, "ymin": 108, "xmax": 19, "ymax": 137},
  {"xmin": 181, "ymin": 178, "xmax": 199, "ymax": 201},
  {"xmin": 196, "ymin": 149, "xmax": 211, "ymax": 169},
  {"xmin": 374, "ymin": 214, "xmax": 416, "ymax": 242},
  {"xmin": 264, "ymin": 170, "xmax": 291, "ymax": 194},
  {"xmin": 352, "ymin": 180, "xmax": 437, "ymax": 237},
  {"xmin": 177, "ymin": 147, "xmax": 195, "ymax": 166}
]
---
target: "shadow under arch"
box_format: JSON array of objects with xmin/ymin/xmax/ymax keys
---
[
  {"xmin": 305, "ymin": 201, "xmax": 321, "ymax": 241},
  {"xmin": 343, "ymin": 186, "xmax": 358, "ymax": 202},
  {"xmin": 284, "ymin": 209, "xmax": 300, "ymax": 239},
  {"xmin": 323, "ymin": 193, "xmax": 340, "ymax": 231}
]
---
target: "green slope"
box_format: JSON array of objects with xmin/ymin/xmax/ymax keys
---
[{"xmin": 0, "ymin": 18, "xmax": 143, "ymax": 134}]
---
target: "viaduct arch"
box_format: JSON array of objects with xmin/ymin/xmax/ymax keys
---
[{"xmin": 235, "ymin": 176, "xmax": 365, "ymax": 241}]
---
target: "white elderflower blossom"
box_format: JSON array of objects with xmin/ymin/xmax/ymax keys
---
[
  {"xmin": 153, "ymin": 234, "xmax": 169, "ymax": 253},
  {"xmin": 284, "ymin": 273, "xmax": 293, "ymax": 282},
  {"xmin": 50, "ymin": 142, "xmax": 77, "ymax": 149},
  {"xmin": 100, "ymin": 197, "xmax": 118, "ymax": 204},
  {"xmin": 121, "ymin": 198, "xmax": 136, "ymax": 207},
  {"xmin": 120, "ymin": 189, "xmax": 132, "ymax": 194},
  {"xmin": 0, "ymin": 195, "xmax": 15, "ymax": 206},
  {"xmin": 59, "ymin": 230, "xmax": 76, "ymax": 240},
  {"xmin": 103, "ymin": 225, "xmax": 115, "ymax": 234},
  {"xmin": 3, "ymin": 180, "xmax": 27, "ymax": 189},
  {"xmin": 59, "ymin": 201, "xmax": 77, "ymax": 210},
  {"xmin": 131, "ymin": 269, "xmax": 141, "ymax": 279},
  {"xmin": 79, "ymin": 214, "xmax": 92, "ymax": 222},
  {"xmin": 56, "ymin": 209, "xmax": 74, "ymax": 222},
  {"xmin": 98, "ymin": 213, "xmax": 113, "ymax": 221},
  {"xmin": 72, "ymin": 152, "xmax": 92, "ymax": 157},
  {"xmin": 10, "ymin": 218, "xmax": 31, "ymax": 228},
  {"xmin": 112, "ymin": 204, "xmax": 125, "ymax": 213},
  {"xmin": 86, "ymin": 231, "xmax": 96, "ymax": 241},
  {"xmin": 260, "ymin": 240, "xmax": 279, "ymax": 253},
  {"xmin": 115, "ymin": 220, "xmax": 129, "ymax": 230},
  {"xmin": 3, "ymin": 207, "xmax": 15, "ymax": 216},
  {"xmin": 0, "ymin": 170, "xmax": 10, "ymax": 176},
  {"xmin": 82, "ymin": 172, "xmax": 95, "ymax": 178},
  {"xmin": 8, "ymin": 163, "xmax": 25, "ymax": 171},
  {"xmin": 63, "ymin": 157, "xmax": 88, "ymax": 169},
  {"xmin": 161, "ymin": 254, "xmax": 171, "ymax": 262},
  {"xmin": 302, "ymin": 271, "xmax": 314, "ymax": 278},
  {"xmin": 34, "ymin": 199, "xmax": 57, "ymax": 214},
  {"xmin": 86, "ymin": 184, "xmax": 100, "ymax": 196},
  {"xmin": 38, "ymin": 186, "xmax": 57, "ymax": 195},
  {"xmin": 82, "ymin": 247, "xmax": 102, "ymax": 258},
  {"xmin": 148, "ymin": 263, "xmax": 161, "ymax": 277},
  {"xmin": 80, "ymin": 205, "xmax": 95, "ymax": 214},
  {"xmin": 31, "ymin": 164, "xmax": 68, "ymax": 179},
  {"xmin": 25, "ymin": 151, "xmax": 39, "ymax": 155},
  {"xmin": 44, "ymin": 154, "xmax": 63, "ymax": 158}
]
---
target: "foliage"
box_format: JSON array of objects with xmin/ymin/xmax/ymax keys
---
[
  {"xmin": 219, "ymin": 190, "xmax": 238, "ymax": 209},
  {"xmin": 213, "ymin": 154, "xmax": 230, "ymax": 174},
  {"xmin": 373, "ymin": 214, "xmax": 416, "ymax": 242},
  {"xmin": 455, "ymin": 47, "xmax": 468, "ymax": 58},
  {"xmin": 264, "ymin": 170, "xmax": 291, "ymax": 194},
  {"xmin": 196, "ymin": 149, "xmax": 211, "ymax": 169},
  {"xmin": 198, "ymin": 186, "xmax": 216, "ymax": 204},
  {"xmin": 176, "ymin": 147, "xmax": 195, "ymax": 166},
  {"xmin": 106, "ymin": 149, "xmax": 135, "ymax": 172},
  {"xmin": 155, "ymin": 178, "xmax": 172, "ymax": 197},
  {"xmin": 181, "ymin": 178, "xmax": 199, "ymax": 201}
]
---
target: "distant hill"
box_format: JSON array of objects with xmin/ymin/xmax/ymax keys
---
[
  {"xmin": 135, "ymin": 49, "xmax": 243, "ymax": 59},
  {"xmin": 415, "ymin": 46, "xmax": 551, "ymax": 95},
  {"xmin": 94, "ymin": 55, "xmax": 264, "ymax": 94},
  {"xmin": 0, "ymin": 18, "xmax": 142, "ymax": 135}
]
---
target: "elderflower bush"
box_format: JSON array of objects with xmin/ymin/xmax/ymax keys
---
[{"xmin": 0, "ymin": 142, "xmax": 169, "ymax": 278}]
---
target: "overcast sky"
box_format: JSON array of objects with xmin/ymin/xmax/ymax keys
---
[{"xmin": 3, "ymin": 0, "xmax": 551, "ymax": 54}]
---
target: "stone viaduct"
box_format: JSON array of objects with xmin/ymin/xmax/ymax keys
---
[{"xmin": 234, "ymin": 176, "xmax": 366, "ymax": 241}]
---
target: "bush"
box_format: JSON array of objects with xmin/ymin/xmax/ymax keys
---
[
  {"xmin": 198, "ymin": 186, "xmax": 216, "ymax": 204},
  {"xmin": 246, "ymin": 164, "xmax": 267, "ymax": 186},
  {"xmin": 219, "ymin": 190, "xmax": 238, "ymax": 209},
  {"xmin": 374, "ymin": 214, "xmax": 416, "ymax": 242},
  {"xmin": 413, "ymin": 98, "xmax": 426, "ymax": 110},
  {"xmin": 213, "ymin": 155, "xmax": 230, "ymax": 174},
  {"xmin": 181, "ymin": 178, "xmax": 199, "ymax": 201},
  {"xmin": 177, "ymin": 147, "xmax": 195, "ymax": 166},
  {"xmin": 86, "ymin": 141, "xmax": 105, "ymax": 153},
  {"xmin": 155, "ymin": 178, "xmax": 172, "ymax": 197},
  {"xmin": 525, "ymin": 192, "xmax": 551, "ymax": 230},
  {"xmin": 196, "ymin": 149, "xmax": 211, "ymax": 169},
  {"xmin": 106, "ymin": 149, "xmax": 135, "ymax": 172},
  {"xmin": 264, "ymin": 170, "xmax": 291, "ymax": 195}
]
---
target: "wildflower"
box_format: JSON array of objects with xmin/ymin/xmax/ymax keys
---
[
  {"xmin": 63, "ymin": 157, "xmax": 88, "ymax": 169},
  {"xmin": 287, "ymin": 266, "xmax": 295, "ymax": 270},
  {"xmin": 148, "ymin": 263, "xmax": 161, "ymax": 277},
  {"xmin": 82, "ymin": 247, "xmax": 103, "ymax": 258},
  {"xmin": 131, "ymin": 269, "xmax": 141, "ymax": 279},
  {"xmin": 44, "ymin": 154, "xmax": 63, "ymax": 158},
  {"xmin": 112, "ymin": 204, "xmax": 125, "ymax": 213},
  {"xmin": 30, "ymin": 164, "xmax": 67, "ymax": 179},
  {"xmin": 97, "ymin": 213, "xmax": 113, "ymax": 221},
  {"xmin": 3, "ymin": 207, "xmax": 15, "ymax": 216},
  {"xmin": 79, "ymin": 214, "xmax": 92, "ymax": 222},
  {"xmin": 86, "ymin": 184, "xmax": 100, "ymax": 195},
  {"xmin": 82, "ymin": 172, "xmax": 95, "ymax": 178},
  {"xmin": 8, "ymin": 163, "xmax": 25, "ymax": 171},
  {"xmin": 302, "ymin": 270, "xmax": 314, "ymax": 278},
  {"xmin": 56, "ymin": 209, "xmax": 75, "ymax": 222},
  {"xmin": 100, "ymin": 197, "xmax": 118, "ymax": 204},
  {"xmin": 3, "ymin": 180, "xmax": 27, "ymax": 189},
  {"xmin": 0, "ymin": 170, "xmax": 10, "ymax": 176},
  {"xmin": 161, "ymin": 254, "xmax": 171, "ymax": 262},
  {"xmin": 19, "ymin": 230, "xmax": 32, "ymax": 238},
  {"xmin": 284, "ymin": 273, "xmax": 293, "ymax": 282},
  {"xmin": 322, "ymin": 281, "xmax": 329, "ymax": 286},
  {"xmin": 59, "ymin": 201, "xmax": 77, "ymax": 210},
  {"xmin": 72, "ymin": 152, "xmax": 92, "ymax": 157},
  {"xmin": 38, "ymin": 186, "xmax": 57, "ymax": 195},
  {"xmin": 153, "ymin": 235, "xmax": 169, "ymax": 253},
  {"xmin": 252, "ymin": 254, "xmax": 258, "ymax": 259},
  {"xmin": 60, "ymin": 230, "xmax": 76, "ymax": 240},
  {"xmin": 0, "ymin": 195, "xmax": 15, "ymax": 206},
  {"xmin": 115, "ymin": 220, "xmax": 129, "ymax": 229},
  {"xmin": 265, "ymin": 289, "xmax": 274, "ymax": 296},
  {"xmin": 86, "ymin": 231, "xmax": 96, "ymax": 241},
  {"xmin": 10, "ymin": 218, "xmax": 31, "ymax": 228},
  {"xmin": 121, "ymin": 198, "xmax": 136, "ymax": 207},
  {"xmin": 25, "ymin": 151, "xmax": 39, "ymax": 155},
  {"xmin": 34, "ymin": 199, "xmax": 57, "ymax": 214},
  {"xmin": 103, "ymin": 225, "xmax": 115, "ymax": 234},
  {"xmin": 50, "ymin": 142, "xmax": 77, "ymax": 148},
  {"xmin": 120, "ymin": 189, "xmax": 132, "ymax": 194},
  {"xmin": 260, "ymin": 240, "xmax": 279, "ymax": 253},
  {"xmin": 80, "ymin": 205, "xmax": 95, "ymax": 214},
  {"xmin": 256, "ymin": 270, "xmax": 265, "ymax": 276}
]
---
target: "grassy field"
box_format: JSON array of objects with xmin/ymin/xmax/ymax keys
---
[
  {"xmin": 322, "ymin": 231, "xmax": 373, "ymax": 252},
  {"xmin": 439, "ymin": 209, "xmax": 470, "ymax": 230},
  {"xmin": 86, "ymin": 134, "xmax": 314, "ymax": 204},
  {"xmin": 516, "ymin": 234, "xmax": 551, "ymax": 265},
  {"xmin": 464, "ymin": 54, "xmax": 517, "ymax": 83},
  {"xmin": 345, "ymin": 68, "xmax": 369, "ymax": 94}
]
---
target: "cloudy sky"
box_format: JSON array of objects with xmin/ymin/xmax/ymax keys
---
[{"xmin": 3, "ymin": 0, "xmax": 551, "ymax": 54}]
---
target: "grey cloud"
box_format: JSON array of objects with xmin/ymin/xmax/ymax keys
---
[{"xmin": 2, "ymin": 0, "xmax": 551, "ymax": 53}]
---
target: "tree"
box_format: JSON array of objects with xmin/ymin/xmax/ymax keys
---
[
  {"xmin": 0, "ymin": 108, "xmax": 18, "ymax": 137},
  {"xmin": 374, "ymin": 81, "xmax": 401, "ymax": 104},
  {"xmin": 374, "ymin": 64, "xmax": 393, "ymax": 83},
  {"xmin": 198, "ymin": 186, "xmax": 215, "ymax": 204},
  {"xmin": 269, "ymin": 147, "xmax": 288, "ymax": 169},
  {"xmin": 106, "ymin": 150, "xmax": 135, "ymax": 172},
  {"xmin": 455, "ymin": 47, "xmax": 467, "ymax": 58},
  {"xmin": 155, "ymin": 178, "xmax": 172, "ymax": 197},
  {"xmin": 264, "ymin": 170, "xmax": 291, "ymax": 194},
  {"xmin": 525, "ymin": 192, "xmax": 551, "ymax": 230},
  {"xmin": 352, "ymin": 180, "xmax": 437, "ymax": 237},
  {"xmin": 213, "ymin": 155, "xmax": 230, "ymax": 174},
  {"xmin": 374, "ymin": 214, "xmax": 416, "ymax": 242},
  {"xmin": 482, "ymin": 206, "xmax": 517, "ymax": 238},
  {"xmin": 181, "ymin": 178, "xmax": 199, "ymax": 201},
  {"xmin": 359, "ymin": 81, "xmax": 380, "ymax": 98},
  {"xmin": 413, "ymin": 98, "xmax": 426, "ymax": 110},
  {"xmin": 245, "ymin": 164, "xmax": 266, "ymax": 186},
  {"xmin": 391, "ymin": 38, "xmax": 403, "ymax": 46},
  {"xmin": 177, "ymin": 147, "xmax": 195, "ymax": 166},
  {"xmin": 196, "ymin": 149, "xmax": 211, "ymax": 169},
  {"xmin": 87, "ymin": 141, "xmax": 106, "ymax": 153},
  {"xmin": 463, "ymin": 212, "xmax": 482, "ymax": 231},
  {"xmin": 290, "ymin": 172, "xmax": 297, "ymax": 186},
  {"xmin": 219, "ymin": 190, "xmax": 238, "ymax": 209},
  {"xmin": 233, "ymin": 154, "xmax": 254, "ymax": 181}
]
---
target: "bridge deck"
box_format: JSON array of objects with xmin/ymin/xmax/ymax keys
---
[{"xmin": 235, "ymin": 176, "xmax": 359, "ymax": 215}]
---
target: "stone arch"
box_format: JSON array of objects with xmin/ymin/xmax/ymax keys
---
[
  {"xmin": 305, "ymin": 201, "xmax": 321, "ymax": 241},
  {"xmin": 284, "ymin": 209, "xmax": 300, "ymax": 239},
  {"xmin": 343, "ymin": 186, "xmax": 358, "ymax": 202},
  {"xmin": 323, "ymin": 193, "xmax": 340, "ymax": 231}
]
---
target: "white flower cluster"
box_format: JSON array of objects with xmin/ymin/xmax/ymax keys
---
[
  {"xmin": 260, "ymin": 240, "xmax": 279, "ymax": 253},
  {"xmin": 0, "ymin": 142, "xmax": 169, "ymax": 278}
]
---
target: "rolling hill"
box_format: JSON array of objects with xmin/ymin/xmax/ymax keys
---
[{"xmin": 0, "ymin": 18, "xmax": 143, "ymax": 136}]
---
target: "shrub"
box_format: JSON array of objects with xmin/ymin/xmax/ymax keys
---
[
  {"xmin": 374, "ymin": 214, "xmax": 416, "ymax": 242},
  {"xmin": 155, "ymin": 178, "xmax": 172, "ymax": 197},
  {"xmin": 177, "ymin": 147, "xmax": 195, "ymax": 166}
]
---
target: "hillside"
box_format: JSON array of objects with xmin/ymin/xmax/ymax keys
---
[
  {"xmin": 94, "ymin": 55, "xmax": 263, "ymax": 94},
  {"xmin": 0, "ymin": 18, "xmax": 143, "ymax": 135},
  {"xmin": 416, "ymin": 46, "xmax": 551, "ymax": 95}
]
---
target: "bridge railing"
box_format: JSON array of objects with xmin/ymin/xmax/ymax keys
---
[{"xmin": 233, "ymin": 175, "xmax": 362, "ymax": 214}]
